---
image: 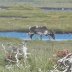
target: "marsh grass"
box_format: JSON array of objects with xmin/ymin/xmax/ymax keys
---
[
  {"xmin": 0, "ymin": 5, "xmax": 72, "ymax": 32},
  {"xmin": 0, "ymin": 13, "xmax": 72, "ymax": 32},
  {"xmin": 0, "ymin": 38, "xmax": 72, "ymax": 72}
]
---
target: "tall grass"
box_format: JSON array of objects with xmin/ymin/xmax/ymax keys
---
[
  {"xmin": 0, "ymin": 12, "xmax": 72, "ymax": 32},
  {"xmin": 0, "ymin": 5, "xmax": 72, "ymax": 32},
  {"xmin": 0, "ymin": 39, "xmax": 72, "ymax": 72}
]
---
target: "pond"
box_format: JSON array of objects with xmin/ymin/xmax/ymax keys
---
[{"xmin": 0, "ymin": 32, "xmax": 72, "ymax": 41}]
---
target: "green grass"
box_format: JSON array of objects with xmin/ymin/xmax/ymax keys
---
[
  {"xmin": 0, "ymin": 38, "xmax": 72, "ymax": 72},
  {"xmin": 0, "ymin": 5, "xmax": 72, "ymax": 33},
  {"xmin": 0, "ymin": 10, "xmax": 72, "ymax": 33},
  {"xmin": 0, "ymin": 37, "xmax": 21, "ymax": 44}
]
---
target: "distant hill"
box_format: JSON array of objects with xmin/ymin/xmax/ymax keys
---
[
  {"xmin": 0, "ymin": 0, "xmax": 72, "ymax": 7},
  {"xmin": 1, "ymin": 0, "xmax": 72, "ymax": 3}
]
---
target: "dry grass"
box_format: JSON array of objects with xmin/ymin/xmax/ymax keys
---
[{"xmin": 0, "ymin": 38, "xmax": 72, "ymax": 72}]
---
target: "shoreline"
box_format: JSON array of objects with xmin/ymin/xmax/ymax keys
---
[{"xmin": 0, "ymin": 30, "xmax": 71, "ymax": 34}]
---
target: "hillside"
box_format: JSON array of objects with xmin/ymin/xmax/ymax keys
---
[
  {"xmin": 0, "ymin": 0, "xmax": 72, "ymax": 7},
  {"xmin": 1, "ymin": 0, "xmax": 72, "ymax": 3}
]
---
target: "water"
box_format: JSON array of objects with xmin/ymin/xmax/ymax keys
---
[
  {"xmin": 40, "ymin": 7, "xmax": 72, "ymax": 13},
  {"xmin": 0, "ymin": 32, "xmax": 72, "ymax": 41}
]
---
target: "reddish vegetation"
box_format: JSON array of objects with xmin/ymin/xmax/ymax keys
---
[
  {"xmin": 56, "ymin": 49, "xmax": 69, "ymax": 57},
  {"xmin": 5, "ymin": 53, "xmax": 15, "ymax": 61}
]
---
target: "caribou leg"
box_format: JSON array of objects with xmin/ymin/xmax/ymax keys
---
[
  {"xmin": 45, "ymin": 34, "xmax": 51, "ymax": 40},
  {"xmin": 40, "ymin": 35, "xmax": 42, "ymax": 40},
  {"xmin": 30, "ymin": 34, "xmax": 34, "ymax": 40},
  {"xmin": 49, "ymin": 33, "xmax": 55, "ymax": 40},
  {"xmin": 47, "ymin": 34, "xmax": 55, "ymax": 40}
]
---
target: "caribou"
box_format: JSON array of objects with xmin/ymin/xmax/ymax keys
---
[{"xmin": 28, "ymin": 26, "xmax": 55, "ymax": 40}]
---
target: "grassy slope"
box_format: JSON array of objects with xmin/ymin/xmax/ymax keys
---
[
  {"xmin": 0, "ymin": 38, "xmax": 72, "ymax": 72},
  {"xmin": 0, "ymin": 5, "xmax": 72, "ymax": 33}
]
